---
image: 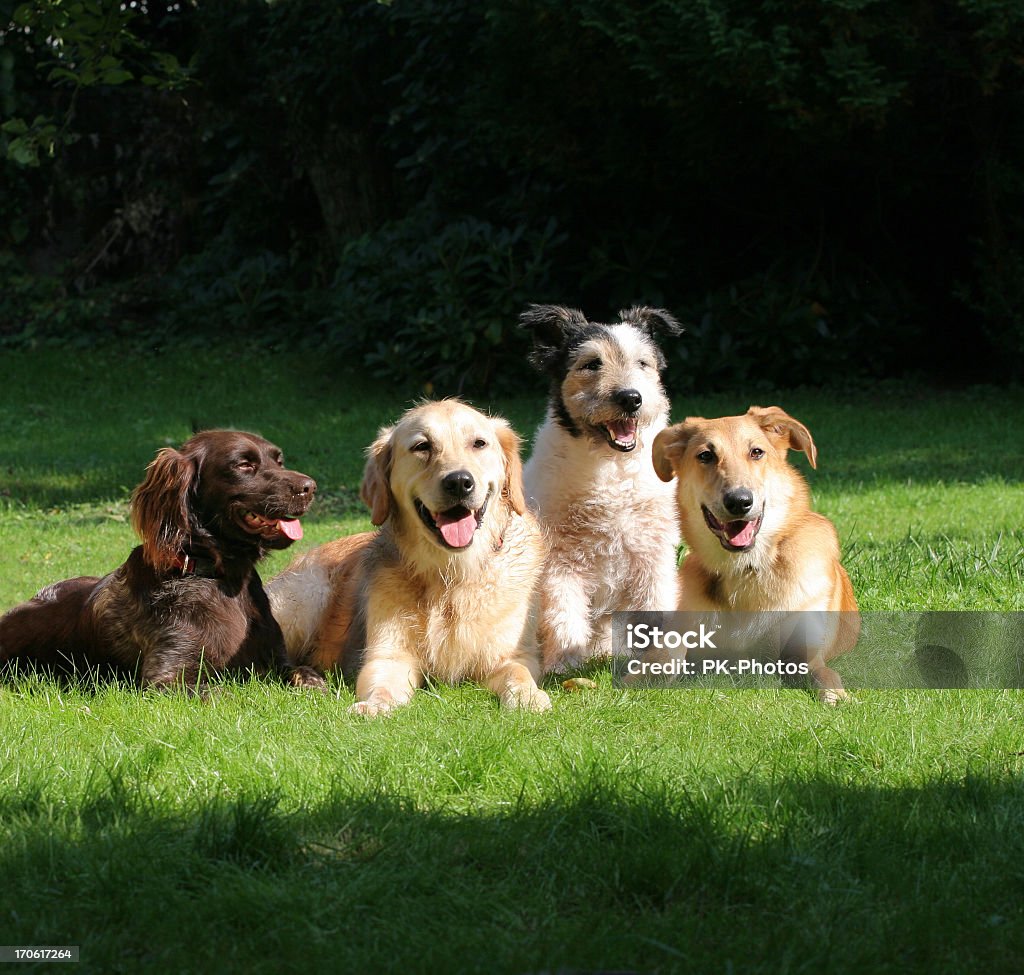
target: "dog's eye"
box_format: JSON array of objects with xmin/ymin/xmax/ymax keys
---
[
  {"xmin": 472, "ymin": 438, "xmax": 488, "ymax": 449},
  {"xmin": 638, "ymin": 360, "xmax": 652, "ymax": 370},
  {"xmin": 235, "ymin": 460, "xmax": 257, "ymax": 472},
  {"xmin": 581, "ymin": 359, "xmax": 602, "ymax": 371},
  {"xmin": 749, "ymin": 447, "xmax": 765, "ymax": 460},
  {"xmin": 696, "ymin": 449, "xmax": 716, "ymax": 465},
  {"xmin": 411, "ymin": 441, "xmax": 431, "ymax": 454}
]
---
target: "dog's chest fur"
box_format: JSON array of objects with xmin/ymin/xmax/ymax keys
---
[
  {"xmin": 90, "ymin": 547, "xmax": 274, "ymax": 670},
  {"xmin": 681, "ymin": 506, "xmax": 840, "ymax": 614},
  {"xmin": 385, "ymin": 514, "xmax": 545, "ymax": 681},
  {"xmin": 525, "ymin": 416, "xmax": 678, "ymax": 610}
]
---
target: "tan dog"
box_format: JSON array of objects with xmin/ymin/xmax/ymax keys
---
[
  {"xmin": 267, "ymin": 400, "xmax": 550, "ymax": 716},
  {"xmin": 652, "ymin": 406, "xmax": 858, "ymax": 703}
]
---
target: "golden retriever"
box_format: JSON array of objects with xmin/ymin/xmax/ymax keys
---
[
  {"xmin": 652, "ymin": 406, "xmax": 859, "ymax": 703},
  {"xmin": 268, "ymin": 400, "xmax": 550, "ymax": 716}
]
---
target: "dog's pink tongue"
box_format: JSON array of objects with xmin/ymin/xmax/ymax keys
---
[
  {"xmin": 436, "ymin": 509, "xmax": 476, "ymax": 548},
  {"xmin": 608, "ymin": 419, "xmax": 638, "ymax": 442},
  {"xmin": 725, "ymin": 520, "xmax": 757, "ymax": 547},
  {"xmin": 278, "ymin": 518, "xmax": 303, "ymax": 541}
]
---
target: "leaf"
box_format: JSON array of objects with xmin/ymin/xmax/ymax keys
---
[
  {"xmin": 9, "ymin": 217, "xmax": 29, "ymax": 243},
  {"xmin": 47, "ymin": 67, "xmax": 81, "ymax": 84},
  {"xmin": 100, "ymin": 67, "xmax": 134, "ymax": 85},
  {"xmin": 562, "ymin": 678, "xmax": 598, "ymax": 692},
  {"xmin": 7, "ymin": 136, "xmax": 39, "ymax": 167}
]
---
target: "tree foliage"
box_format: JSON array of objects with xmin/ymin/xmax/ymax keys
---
[{"xmin": 2, "ymin": 0, "xmax": 1023, "ymax": 388}]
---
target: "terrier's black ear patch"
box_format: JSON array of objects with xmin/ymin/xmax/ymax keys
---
[
  {"xmin": 619, "ymin": 306, "xmax": 684, "ymax": 338},
  {"xmin": 519, "ymin": 304, "xmax": 590, "ymax": 372}
]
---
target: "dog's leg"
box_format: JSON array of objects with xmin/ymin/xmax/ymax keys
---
[
  {"xmin": 780, "ymin": 612, "xmax": 850, "ymax": 705},
  {"xmin": 248, "ymin": 574, "xmax": 327, "ymax": 691},
  {"xmin": 281, "ymin": 662, "xmax": 329, "ymax": 691},
  {"xmin": 483, "ymin": 660, "xmax": 552, "ymax": 712},
  {"xmin": 808, "ymin": 662, "xmax": 849, "ymax": 706},
  {"xmin": 139, "ymin": 641, "xmax": 210, "ymax": 694},
  {"xmin": 0, "ymin": 578, "xmax": 99, "ymax": 673},
  {"xmin": 269, "ymin": 630, "xmax": 328, "ymax": 692},
  {"xmin": 538, "ymin": 571, "xmax": 595, "ymax": 673},
  {"xmin": 589, "ymin": 613, "xmax": 614, "ymax": 659},
  {"xmin": 350, "ymin": 653, "xmax": 423, "ymax": 717}
]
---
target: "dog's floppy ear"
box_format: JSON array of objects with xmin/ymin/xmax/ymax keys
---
[
  {"xmin": 619, "ymin": 306, "xmax": 684, "ymax": 337},
  {"xmin": 493, "ymin": 418, "xmax": 527, "ymax": 516},
  {"xmin": 360, "ymin": 425, "xmax": 395, "ymax": 526},
  {"xmin": 130, "ymin": 444, "xmax": 200, "ymax": 570},
  {"xmin": 519, "ymin": 303, "xmax": 589, "ymax": 373},
  {"xmin": 747, "ymin": 406, "xmax": 818, "ymax": 469},
  {"xmin": 652, "ymin": 422, "xmax": 697, "ymax": 482}
]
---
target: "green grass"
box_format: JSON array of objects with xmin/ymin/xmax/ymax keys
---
[{"xmin": 1, "ymin": 346, "xmax": 1023, "ymax": 973}]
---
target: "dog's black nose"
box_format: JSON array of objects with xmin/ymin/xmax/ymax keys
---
[
  {"xmin": 613, "ymin": 388, "xmax": 643, "ymax": 413},
  {"xmin": 442, "ymin": 470, "xmax": 475, "ymax": 499},
  {"xmin": 288, "ymin": 475, "xmax": 316, "ymax": 497},
  {"xmin": 723, "ymin": 488, "xmax": 754, "ymax": 516}
]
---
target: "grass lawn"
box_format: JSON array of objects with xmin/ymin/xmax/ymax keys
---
[{"xmin": 1, "ymin": 344, "xmax": 1022, "ymax": 974}]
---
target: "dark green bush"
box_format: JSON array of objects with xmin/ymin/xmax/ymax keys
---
[
  {"xmin": 157, "ymin": 236, "xmax": 310, "ymax": 335},
  {"xmin": 321, "ymin": 207, "xmax": 565, "ymax": 394},
  {"xmin": 673, "ymin": 263, "xmax": 918, "ymax": 391},
  {"xmin": 0, "ymin": 253, "xmax": 118, "ymax": 347},
  {"xmin": 3, "ymin": 0, "xmax": 1024, "ymax": 386}
]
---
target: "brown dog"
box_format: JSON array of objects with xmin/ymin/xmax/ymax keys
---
[
  {"xmin": 652, "ymin": 406, "xmax": 858, "ymax": 703},
  {"xmin": 0, "ymin": 430, "xmax": 325, "ymax": 692},
  {"xmin": 268, "ymin": 400, "xmax": 550, "ymax": 716}
]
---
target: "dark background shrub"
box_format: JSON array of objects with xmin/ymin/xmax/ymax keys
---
[{"xmin": 3, "ymin": 0, "xmax": 1022, "ymax": 391}]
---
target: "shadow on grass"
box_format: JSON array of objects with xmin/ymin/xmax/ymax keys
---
[{"xmin": 1, "ymin": 769, "xmax": 1021, "ymax": 974}]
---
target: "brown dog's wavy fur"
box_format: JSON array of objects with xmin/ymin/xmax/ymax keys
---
[
  {"xmin": 1, "ymin": 430, "xmax": 324, "ymax": 692},
  {"xmin": 130, "ymin": 446, "xmax": 200, "ymax": 573}
]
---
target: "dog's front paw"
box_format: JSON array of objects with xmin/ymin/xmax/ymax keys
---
[
  {"xmin": 348, "ymin": 693, "xmax": 397, "ymax": 718},
  {"xmin": 818, "ymin": 686, "xmax": 851, "ymax": 706},
  {"xmin": 504, "ymin": 686, "xmax": 552, "ymax": 712},
  {"xmin": 287, "ymin": 666, "xmax": 327, "ymax": 692}
]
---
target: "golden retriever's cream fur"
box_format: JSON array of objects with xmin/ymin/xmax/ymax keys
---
[
  {"xmin": 653, "ymin": 406, "xmax": 859, "ymax": 704},
  {"xmin": 268, "ymin": 400, "xmax": 550, "ymax": 716}
]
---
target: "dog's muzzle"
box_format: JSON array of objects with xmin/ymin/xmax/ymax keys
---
[
  {"xmin": 702, "ymin": 505, "xmax": 762, "ymax": 552},
  {"xmin": 415, "ymin": 487, "xmax": 492, "ymax": 550},
  {"xmin": 600, "ymin": 418, "xmax": 639, "ymax": 451}
]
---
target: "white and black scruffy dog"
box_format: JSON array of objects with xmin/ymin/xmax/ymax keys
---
[{"xmin": 520, "ymin": 304, "xmax": 683, "ymax": 672}]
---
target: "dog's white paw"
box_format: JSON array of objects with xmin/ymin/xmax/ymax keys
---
[
  {"xmin": 348, "ymin": 698, "xmax": 394, "ymax": 718},
  {"xmin": 504, "ymin": 686, "xmax": 552, "ymax": 712}
]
